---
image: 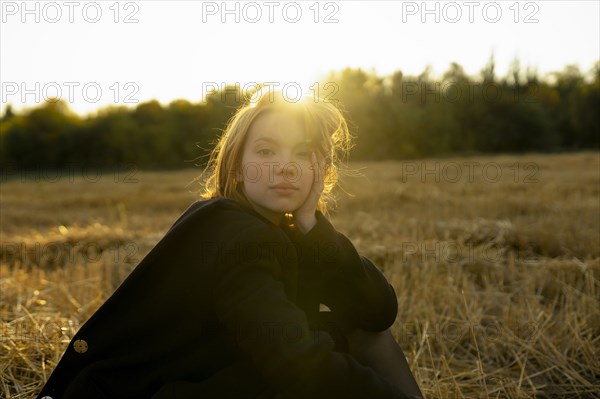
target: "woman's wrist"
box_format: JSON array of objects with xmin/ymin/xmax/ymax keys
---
[{"xmin": 294, "ymin": 213, "xmax": 317, "ymax": 234}]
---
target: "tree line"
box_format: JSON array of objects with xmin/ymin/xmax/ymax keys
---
[{"xmin": 1, "ymin": 57, "xmax": 598, "ymax": 171}]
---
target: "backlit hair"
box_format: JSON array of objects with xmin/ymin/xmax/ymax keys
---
[{"xmin": 198, "ymin": 87, "xmax": 354, "ymax": 221}]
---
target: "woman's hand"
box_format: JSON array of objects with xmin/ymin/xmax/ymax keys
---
[{"xmin": 293, "ymin": 151, "xmax": 325, "ymax": 234}]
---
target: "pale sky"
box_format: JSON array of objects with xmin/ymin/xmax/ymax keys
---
[{"xmin": 1, "ymin": 0, "xmax": 599, "ymax": 116}]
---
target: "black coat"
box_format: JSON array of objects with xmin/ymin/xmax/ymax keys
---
[{"xmin": 36, "ymin": 197, "xmax": 405, "ymax": 399}]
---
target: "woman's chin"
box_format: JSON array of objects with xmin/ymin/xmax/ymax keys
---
[{"xmin": 268, "ymin": 198, "xmax": 301, "ymax": 208}]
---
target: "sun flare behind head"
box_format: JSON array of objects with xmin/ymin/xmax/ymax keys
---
[{"xmin": 248, "ymin": 82, "xmax": 326, "ymax": 108}]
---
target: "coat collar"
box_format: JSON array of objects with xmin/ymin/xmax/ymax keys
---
[{"xmin": 227, "ymin": 199, "xmax": 300, "ymax": 237}]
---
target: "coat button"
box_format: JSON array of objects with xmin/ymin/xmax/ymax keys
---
[{"xmin": 73, "ymin": 339, "xmax": 88, "ymax": 353}]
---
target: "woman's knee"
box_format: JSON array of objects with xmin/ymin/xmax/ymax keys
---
[{"xmin": 345, "ymin": 328, "xmax": 424, "ymax": 398}]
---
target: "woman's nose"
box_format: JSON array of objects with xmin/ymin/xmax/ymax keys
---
[{"xmin": 275, "ymin": 156, "xmax": 300, "ymax": 180}]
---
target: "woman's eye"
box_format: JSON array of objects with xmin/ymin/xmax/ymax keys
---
[{"xmin": 257, "ymin": 149, "xmax": 273, "ymax": 156}]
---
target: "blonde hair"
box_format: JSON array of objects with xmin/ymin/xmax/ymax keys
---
[{"xmin": 198, "ymin": 88, "xmax": 354, "ymax": 222}]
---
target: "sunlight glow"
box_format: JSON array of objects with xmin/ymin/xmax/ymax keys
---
[{"xmin": 1, "ymin": 1, "xmax": 598, "ymax": 115}]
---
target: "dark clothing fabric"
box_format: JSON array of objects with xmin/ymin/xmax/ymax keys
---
[{"xmin": 36, "ymin": 198, "xmax": 405, "ymax": 399}]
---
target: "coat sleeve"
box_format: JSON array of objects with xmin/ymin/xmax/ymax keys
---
[
  {"xmin": 293, "ymin": 211, "xmax": 399, "ymax": 333},
  {"xmin": 211, "ymin": 223, "xmax": 409, "ymax": 399}
]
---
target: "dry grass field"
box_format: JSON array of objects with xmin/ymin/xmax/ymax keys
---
[{"xmin": 1, "ymin": 151, "xmax": 599, "ymax": 398}]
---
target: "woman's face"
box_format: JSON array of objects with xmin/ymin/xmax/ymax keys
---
[{"xmin": 237, "ymin": 111, "xmax": 315, "ymax": 225}]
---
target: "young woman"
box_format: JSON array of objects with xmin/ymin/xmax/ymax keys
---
[{"xmin": 36, "ymin": 89, "xmax": 423, "ymax": 399}]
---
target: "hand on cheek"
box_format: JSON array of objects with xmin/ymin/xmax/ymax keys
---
[{"xmin": 293, "ymin": 151, "xmax": 325, "ymax": 234}]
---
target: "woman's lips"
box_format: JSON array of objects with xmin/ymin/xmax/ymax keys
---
[
  {"xmin": 270, "ymin": 185, "xmax": 299, "ymax": 195},
  {"xmin": 271, "ymin": 183, "xmax": 298, "ymax": 189}
]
